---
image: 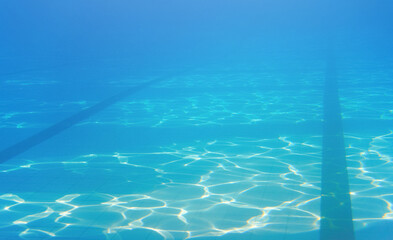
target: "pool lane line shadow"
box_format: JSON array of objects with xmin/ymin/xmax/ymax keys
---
[
  {"xmin": 0, "ymin": 76, "xmax": 165, "ymax": 164},
  {"xmin": 320, "ymin": 57, "xmax": 355, "ymax": 240}
]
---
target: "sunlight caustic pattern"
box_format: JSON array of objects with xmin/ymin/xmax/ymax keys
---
[
  {"xmin": 83, "ymin": 90, "xmax": 322, "ymax": 128},
  {"xmin": 0, "ymin": 136, "xmax": 321, "ymax": 239},
  {"xmin": 346, "ymin": 131, "xmax": 393, "ymax": 229},
  {"xmin": 0, "ymin": 71, "xmax": 324, "ymax": 129},
  {"xmin": 340, "ymin": 88, "xmax": 393, "ymax": 120}
]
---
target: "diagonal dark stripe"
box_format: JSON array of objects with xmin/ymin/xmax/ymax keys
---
[
  {"xmin": 0, "ymin": 77, "xmax": 164, "ymax": 163},
  {"xmin": 320, "ymin": 57, "xmax": 355, "ymax": 240}
]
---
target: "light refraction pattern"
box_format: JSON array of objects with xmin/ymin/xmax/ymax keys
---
[
  {"xmin": 1, "ymin": 65, "xmax": 393, "ymax": 239},
  {"xmin": 1, "ymin": 137, "xmax": 322, "ymax": 239}
]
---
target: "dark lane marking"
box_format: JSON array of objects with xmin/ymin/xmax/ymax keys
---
[
  {"xmin": 320, "ymin": 57, "xmax": 355, "ymax": 240},
  {"xmin": 0, "ymin": 77, "xmax": 164, "ymax": 163}
]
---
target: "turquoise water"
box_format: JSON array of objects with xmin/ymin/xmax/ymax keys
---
[{"xmin": 1, "ymin": 1, "xmax": 393, "ymax": 239}]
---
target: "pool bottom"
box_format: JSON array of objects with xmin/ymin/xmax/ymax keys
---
[
  {"xmin": 1, "ymin": 132, "xmax": 392, "ymax": 240},
  {"xmin": 1, "ymin": 136, "xmax": 321, "ymax": 240}
]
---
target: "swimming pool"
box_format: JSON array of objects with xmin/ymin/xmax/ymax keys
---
[{"xmin": 1, "ymin": 1, "xmax": 393, "ymax": 239}]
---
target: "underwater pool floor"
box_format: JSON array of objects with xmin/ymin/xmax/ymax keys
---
[{"xmin": 1, "ymin": 67, "xmax": 393, "ymax": 239}]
